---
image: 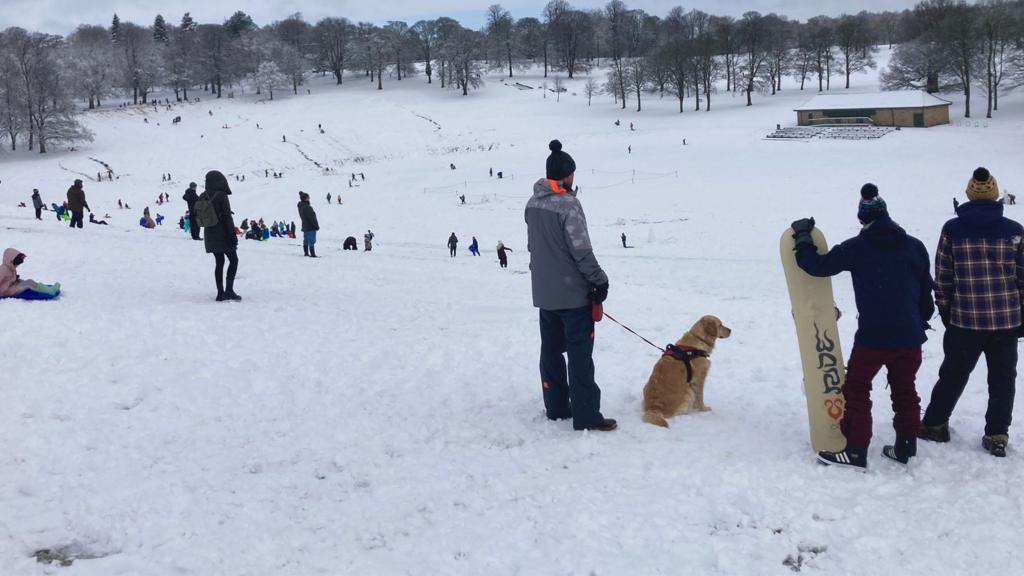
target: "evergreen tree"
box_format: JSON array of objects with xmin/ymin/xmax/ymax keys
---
[
  {"xmin": 225, "ymin": 11, "xmax": 256, "ymax": 38},
  {"xmin": 180, "ymin": 12, "xmax": 197, "ymax": 33},
  {"xmin": 153, "ymin": 14, "xmax": 169, "ymax": 43},
  {"xmin": 111, "ymin": 13, "xmax": 121, "ymax": 44}
]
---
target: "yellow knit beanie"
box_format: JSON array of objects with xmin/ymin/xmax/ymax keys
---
[{"xmin": 966, "ymin": 167, "xmax": 999, "ymax": 202}]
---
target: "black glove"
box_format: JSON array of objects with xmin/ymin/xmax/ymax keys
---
[
  {"xmin": 1017, "ymin": 324, "xmax": 1024, "ymax": 339},
  {"xmin": 791, "ymin": 217, "xmax": 815, "ymax": 235},
  {"xmin": 590, "ymin": 282, "xmax": 609, "ymax": 304},
  {"xmin": 939, "ymin": 307, "xmax": 950, "ymax": 329},
  {"xmin": 791, "ymin": 218, "xmax": 816, "ymax": 250}
]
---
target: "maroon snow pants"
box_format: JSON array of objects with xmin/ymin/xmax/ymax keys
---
[{"xmin": 841, "ymin": 345, "xmax": 923, "ymax": 449}]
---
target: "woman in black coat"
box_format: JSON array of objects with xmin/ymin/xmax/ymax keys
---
[{"xmin": 203, "ymin": 170, "xmax": 241, "ymax": 301}]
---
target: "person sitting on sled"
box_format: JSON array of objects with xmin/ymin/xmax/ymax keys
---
[{"xmin": 0, "ymin": 248, "xmax": 61, "ymax": 300}]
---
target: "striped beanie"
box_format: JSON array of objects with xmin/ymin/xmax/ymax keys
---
[
  {"xmin": 857, "ymin": 183, "xmax": 888, "ymax": 224},
  {"xmin": 966, "ymin": 167, "xmax": 999, "ymax": 202}
]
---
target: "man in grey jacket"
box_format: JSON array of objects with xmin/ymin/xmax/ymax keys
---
[{"xmin": 525, "ymin": 140, "xmax": 616, "ymax": 431}]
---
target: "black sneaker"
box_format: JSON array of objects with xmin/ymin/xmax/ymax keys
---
[
  {"xmin": 882, "ymin": 436, "xmax": 917, "ymax": 464},
  {"xmin": 982, "ymin": 435, "xmax": 1008, "ymax": 458},
  {"xmin": 224, "ymin": 292, "xmax": 242, "ymax": 301},
  {"xmin": 576, "ymin": 418, "xmax": 617, "ymax": 432},
  {"xmin": 817, "ymin": 447, "xmax": 867, "ymax": 471},
  {"xmin": 919, "ymin": 422, "xmax": 950, "ymax": 443}
]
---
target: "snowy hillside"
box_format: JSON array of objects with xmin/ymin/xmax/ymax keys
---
[{"xmin": 2, "ymin": 53, "xmax": 1023, "ymax": 575}]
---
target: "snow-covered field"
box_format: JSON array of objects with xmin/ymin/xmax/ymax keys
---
[{"xmin": 2, "ymin": 53, "xmax": 1024, "ymax": 575}]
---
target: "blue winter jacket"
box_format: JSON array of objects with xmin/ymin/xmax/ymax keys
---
[{"xmin": 795, "ymin": 217, "xmax": 935, "ymax": 348}]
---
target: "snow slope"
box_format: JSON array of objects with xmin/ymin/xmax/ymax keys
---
[{"xmin": 2, "ymin": 53, "xmax": 1023, "ymax": 575}]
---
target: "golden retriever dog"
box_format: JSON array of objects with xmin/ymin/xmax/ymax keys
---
[{"xmin": 642, "ymin": 316, "xmax": 731, "ymax": 428}]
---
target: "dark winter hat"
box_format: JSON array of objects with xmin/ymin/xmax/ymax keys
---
[
  {"xmin": 299, "ymin": 191, "xmax": 309, "ymax": 201},
  {"xmin": 189, "ymin": 182, "xmax": 197, "ymax": 188},
  {"xmin": 205, "ymin": 170, "xmax": 232, "ymax": 195},
  {"xmin": 73, "ymin": 179, "xmax": 82, "ymax": 186},
  {"xmin": 857, "ymin": 183, "xmax": 888, "ymax": 224},
  {"xmin": 966, "ymin": 167, "xmax": 999, "ymax": 202},
  {"xmin": 546, "ymin": 140, "xmax": 576, "ymax": 181}
]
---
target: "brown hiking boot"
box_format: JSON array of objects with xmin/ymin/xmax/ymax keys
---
[
  {"xmin": 919, "ymin": 422, "xmax": 950, "ymax": 443},
  {"xmin": 982, "ymin": 435, "xmax": 1008, "ymax": 457}
]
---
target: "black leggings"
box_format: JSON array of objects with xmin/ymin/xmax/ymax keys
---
[{"xmin": 213, "ymin": 251, "xmax": 239, "ymax": 294}]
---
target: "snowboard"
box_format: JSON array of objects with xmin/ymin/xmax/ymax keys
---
[{"xmin": 780, "ymin": 226, "xmax": 847, "ymax": 454}]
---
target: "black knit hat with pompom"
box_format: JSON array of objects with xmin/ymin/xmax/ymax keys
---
[
  {"xmin": 857, "ymin": 183, "xmax": 888, "ymax": 224},
  {"xmin": 546, "ymin": 139, "xmax": 576, "ymax": 181}
]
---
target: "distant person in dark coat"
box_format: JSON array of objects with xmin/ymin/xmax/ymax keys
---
[
  {"xmin": 183, "ymin": 182, "xmax": 201, "ymax": 240},
  {"xmin": 344, "ymin": 236, "xmax": 358, "ymax": 250},
  {"xmin": 448, "ymin": 233, "xmax": 459, "ymax": 257},
  {"xmin": 497, "ymin": 241, "xmax": 512, "ymax": 268},
  {"xmin": 792, "ymin": 183, "xmax": 934, "ymax": 470},
  {"xmin": 298, "ymin": 191, "xmax": 320, "ymax": 257},
  {"xmin": 469, "ymin": 236, "xmax": 479, "ymax": 256},
  {"xmin": 202, "ymin": 170, "xmax": 241, "ymax": 301},
  {"xmin": 66, "ymin": 179, "xmax": 89, "ymax": 229},
  {"xmin": 31, "ymin": 189, "xmax": 43, "ymax": 220}
]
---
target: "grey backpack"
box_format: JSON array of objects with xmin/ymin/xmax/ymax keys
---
[{"xmin": 192, "ymin": 192, "xmax": 219, "ymax": 228}]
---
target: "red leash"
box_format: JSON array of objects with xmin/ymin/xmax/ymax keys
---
[{"xmin": 596, "ymin": 304, "xmax": 664, "ymax": 354}]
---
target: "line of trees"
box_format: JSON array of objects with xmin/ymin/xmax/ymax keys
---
[
  {"xmin": 882, "ymin": 0, "xmax": 1024, "ymax": 118},
  {"xmin": 2, "ymin": 1, "xmax": 1022, "ymax": 153}
]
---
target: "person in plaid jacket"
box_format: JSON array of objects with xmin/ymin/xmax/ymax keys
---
[{"xmin": 921, "ymin": 167, "xmax": 1024, "ymax": 458}]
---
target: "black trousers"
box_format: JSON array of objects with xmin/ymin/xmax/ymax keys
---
[
  {"xmin": 34, "ymin": 206, "xmax": 42, "ymax": 220},
  {"xmin": 923, "ymin": 326, "xmax": 1018, "ymax": 436},
  {"xmin": 539, "ymin": 306, "xmax": 604, "ymax": 430},
  {"xmin": 213, "ymin": 251, "xmax": 239, "ymax": 295},
  {"xmin": 69, "ymin": 210, "xmax": 84, "ymax": 228},
  {"xmin": 189, "ymin": 215, "xmax": 201, "ymax": 240}
]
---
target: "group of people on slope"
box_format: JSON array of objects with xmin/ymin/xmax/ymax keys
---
[
  {"xmin": 791, "ymin": 166, "xmax": 1019, "ymax": 468},
  {"xmin": 447, "ymin": 233, "xmax": 513, "ymax": 267}
]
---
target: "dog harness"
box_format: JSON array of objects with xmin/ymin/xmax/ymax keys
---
[{"xmin": 663, "ymin": 344, "xmax": 710, "ymax": 383}]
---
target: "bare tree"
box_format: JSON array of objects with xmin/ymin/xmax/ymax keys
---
[
  {"xmin": 486, "ymin": 5, "xmax": 516, "ymax": 77},
  {"xmin": 66, "ymin": 25, "xmax": 114, "ymax": 109},
  {"xmin": 314, "ymin": 17, "xmax": 352, "ymax": 85},
  {"xmin": 447, "ymin": 27, "xmax": 485, "ymax": 95},
  {"xmin": 738, "ymin": 11, "xmax": 769, "ymax": 106},
  {"xmin": 583, "ymin": 75, "xmax": 599, "ymax": 105},
  {"xmin": 836, "ymin": 13, "xmax": 876, "ymax": 89},
  {"xmin": 763, "ymin": 14, "xmax": 792, "ymax": 95},
  {"xmin": 411, "ymin": 20, "xmax": 437, "ymax": 83},
  {"xmin": 976, "ymin": 0, "xmax": 1021, "ymax": 117}
]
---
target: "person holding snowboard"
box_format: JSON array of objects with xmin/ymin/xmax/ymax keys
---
[
  {"xmin": 448, "ymin": 233, "xmax": 459, "ymax": 257},
  {"xmin": 66, "ymin": 179, "xmax": 89, "ymax": 229},
  {"xmin": 525, "ymin": 139, "xmax": 615, "ymax": 432},
  {"xmin": 497, "ymin": 241, "xmax": 512, "ymax": 268},
  {"xmin": 469, "ymin": 236, "xmax": 479, "ymax": 256},
  {"xmin": 298, "ymin": 191, "xmax": 320, "ymax": 257},
  {"xmin": 920, "ymin": 168, "xmax": 1023, "ymax": 458},
  {"xmin": 791, "ymin": 183, "xmax": 934, "ymax": 470},
  {"xmin": 202, "ymin": 170, "xmax": 241, "ymax": 301},
  {"xmin": 31, "ymin": 189, "xmax": 43, "ymax": 220},
  {"xmin": 364, "ymin": 230, "xmax": 374, "ymax": 251},
  {"xmin": 183, "ymin": 182, "xmax": 201, "ymax": 240}
]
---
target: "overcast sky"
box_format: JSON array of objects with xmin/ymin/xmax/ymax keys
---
[{"xmin": 2, "ymin": 1, "xmax": 921, "ymax": 36}]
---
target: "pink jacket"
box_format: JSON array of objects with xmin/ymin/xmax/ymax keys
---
[{"xmin": 0, "ymin": 248, "xmax": 26, "ymax": 297}]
